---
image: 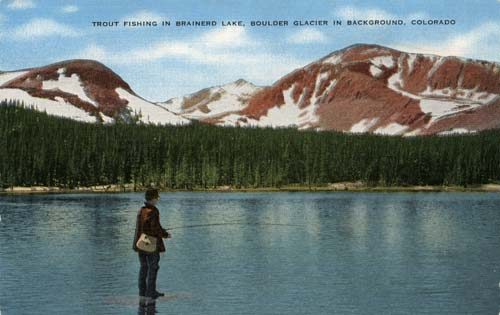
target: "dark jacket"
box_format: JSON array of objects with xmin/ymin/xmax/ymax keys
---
[{"xmin": 133, "ymin": 201, "xmax": 170, "ymax": 253}]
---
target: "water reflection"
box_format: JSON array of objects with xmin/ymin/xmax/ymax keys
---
[
  {"xmin": 348, "ymin": 198, "xmax": 369, "ymax": 248},
  {"xmin": 1, "ymin": 192, "xmax": 500, "ymax": 314},
  {"xmin": 137, "ymin": 302, "xmax": 157, "ymax": 315},
  {"xmin": 382, "ymin": 203, "xmax": 402, "ymax": 248}
]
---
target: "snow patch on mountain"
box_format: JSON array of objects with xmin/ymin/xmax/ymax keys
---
[
  {"xmin": 160, "ymin": 79, "xmax": 261, "ymax": 119},
  {"xmin": 116, "ymin": 88, "xmax": 189, "ymax": 125},
  {"xmin": 438, "ymin": 128, "xmax": 472, "ymax": 135},
  {"xmin": 428, "ymin": 56, "xmax": 446, "ymax": 78},
  {"xmin": 323, "ymin": 53, "xmax": 343, "ymax": 65},
  {"xmin": 300, "ymin": 72, "xmax": 332, "ymax": 127},
  {"xmin": 419, "ymin": 99, "xmax": 481, "ymax": 124},
  {"xmin": 369, "ymin": 55, "xmax": 394, "ymax": 78},
  {"xmin": 217, "ymin": 76, "xmax": 339, "ymax": 129},
  {"xmin": 42, "ymin": 69, "xmax": 97, "ymax": 107},
  {"xmin": 403, "ymin": 128, "xmax": 422, "ymax": 137},
  {"xmin": 406, "ymin": 54, "xmax": 417, "ymax": 74},
  {"xmin": 206, "ymin": 95, "xmax": 244, "ymax": 116},
  {"xmin": 0, "ymin": 71, "xmax": 28, "ymax": 86},
  {"xmin": 159, "ymin": 97, "xmax": 183, "ymax": 113},
  {"xmin": 370, "ymin": 66, "xmax": 383, "ymax": 77},
  {"xmin": 387, "ymin": 55, "xmax": 416, "ymax": 98},
  {"xmin": 217, "ymin": 113, "xmax": 252, "ymax": 127},
  {"xmin": 371, "ymin": 56, "xmax": 395, "ymax": 68},
  {"xmin": 186, "ymin": 91, "xmax": 248, "ymax": 118},
  {"xmin": 386, "ymin": 54, "xmax": 498, "ymax": 126},
  {"xmin": 350, "ymin": 117, "xmax": 379, "ymax": 133},
  {"xmin": 421, "ymin": 86, "xmax": 498, "ymax": 105},
  {"xmin": 0, "ymin": 88, "xmax": 97, "ymax": 122},
  {"xmin": 223, "ymin": 79, "xmax": 260, "ymax": 96},
  {"xmin": 374, "ymin": 122, "xmax": 409, "ymax": 135},
  {"xmin": 258, "ymin": 84, "xmax": 303, "ymax": 128}
]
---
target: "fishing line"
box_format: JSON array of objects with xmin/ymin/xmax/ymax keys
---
[{"xmin": 165, "ymin": 222, "xmax": 306, "ymax": 230}]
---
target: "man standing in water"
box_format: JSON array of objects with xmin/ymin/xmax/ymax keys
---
[{"xmin": 133, "ymin": 188, "xmax": 171, "ymax": 305}]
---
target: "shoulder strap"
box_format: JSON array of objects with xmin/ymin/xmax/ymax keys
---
[{"xmin": 133, "ymin": 207, "xmax": 145, "ymax": 250}]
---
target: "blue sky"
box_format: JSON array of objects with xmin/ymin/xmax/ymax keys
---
[{"xmin": 0, "ymin": 0, "xmax": 499, "ymax": 101}]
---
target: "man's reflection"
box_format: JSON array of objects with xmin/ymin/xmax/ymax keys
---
[{"xmin": 138, "ymin": 301, "xmax": 157, "ymax": 315}]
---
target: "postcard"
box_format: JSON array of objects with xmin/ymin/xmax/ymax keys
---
[{"xmin": 0, "ymin": 1, "xmax": 499, "ymax": 314}]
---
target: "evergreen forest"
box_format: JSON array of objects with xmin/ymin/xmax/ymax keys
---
[{"xmin": 1, "ymin": 100, "xmax": 499, "ymax": 189}]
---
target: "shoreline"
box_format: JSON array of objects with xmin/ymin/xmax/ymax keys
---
[{"xmin": 1, "ymin": 182, "xmax": 500, "ymax": 194}]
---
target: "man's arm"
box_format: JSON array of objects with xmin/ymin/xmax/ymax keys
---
[
  {"xmin": 158, "ymin": 221, "xmax": 171, "ymax": 238},
  {"xmin": 147, "ymin": 209, "xmax": 170, "ymax": 238}
]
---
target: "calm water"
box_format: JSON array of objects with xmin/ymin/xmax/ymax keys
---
[{"xmin": 0, "ymin": 192, "xmax": 499, "ymax": 314}]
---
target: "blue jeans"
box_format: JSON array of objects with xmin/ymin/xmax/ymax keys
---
[{"xmin": 138, "ymin": 251, "xmax": 160, "ymax": 297}]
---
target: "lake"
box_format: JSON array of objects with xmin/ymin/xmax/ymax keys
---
[{"xmin": 0, "ymin": 192, "xmax": 499, "ymax": 314}]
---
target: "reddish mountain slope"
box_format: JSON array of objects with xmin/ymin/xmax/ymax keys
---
[
  {"xmin": 215, "ymin": 44, "xmax": 500, "ymax": 135},
  {"xmin": 0, "ymin": 59, "xmax": 189, "ymax": 124},
  {"xmin": 2, "ymin": 45, "xmax": 499, "ymax": 135}
]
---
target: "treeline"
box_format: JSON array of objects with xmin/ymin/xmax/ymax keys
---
[{"xmin": 1, "ymin": 100, "xmax": 500, "ymax": 189}]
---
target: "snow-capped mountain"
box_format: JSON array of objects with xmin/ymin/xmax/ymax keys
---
[
  {"xmin": 208, "ymin": 44, "xmax": 500, "ymax": 136},
  {"xmin": 0, "ymin": 60, "xmax": 189, "ymax": 125},
  {"xmin": 1, "ymin": 44, "xmax": 500, "ymax": 135},
  {"xmin": 158, "ymin": 79, "xmax": 262, "ymax": 122}
]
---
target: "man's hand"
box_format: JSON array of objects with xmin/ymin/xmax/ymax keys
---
[{"xmin": 162, "ymin": 228, "xmax": 172, "ymax": 239}]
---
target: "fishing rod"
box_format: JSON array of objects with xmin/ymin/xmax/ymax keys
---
[{"xmin": 165, "ymin": 222, "xmax": 306, "ymax": 231}]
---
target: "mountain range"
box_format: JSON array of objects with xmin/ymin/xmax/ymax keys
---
[{"xmin": 1, "ymin": 43, "xmax": 499, "ymax": 136}]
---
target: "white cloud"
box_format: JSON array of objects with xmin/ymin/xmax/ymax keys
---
[
  {"xmin": 393, "ymin": 21, "xmax": 500, "ymax": 62},
  {"xmin": 332, "ymin": 4, "xmax": 498, "ymax": 62},
  {"xmin": 336, "ymin": 5, "xmax": 396, "ymax": 20},
  {"xmin": 122, "ymin": 10, "xmax": 165, "ymax": 22},
  {"xmin": 62, "ymin": 5, "xmax": 78, "ymax": 13},
  {"xmin": 287, "ymin": 28, "xmax": 327, "ymax": 44},
  {"xmin": 75, "ymin": 27, "xmax": 306, "ymax": 90},
  {"xmin": 79, "ymin": 27, "xmax": 258, "ymax": 65},
  {"xmin": 199, "ymin": 26, "xmax": 253, "ymax": 48},
  {"xmin": 334, "ymin": 5, "xmax": 428, "ymax": 24},
  {"xmin": 7, "ymin": 0, "xmax": 35, "ymax": 10},
  {"xmin": 12, "ymin": 18, "xmax": 78, "ymax": 40}
]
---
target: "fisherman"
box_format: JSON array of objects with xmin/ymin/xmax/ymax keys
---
[{"xmin": 132, "ymin": 188, "xmax": 171, "ymax": 306}]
